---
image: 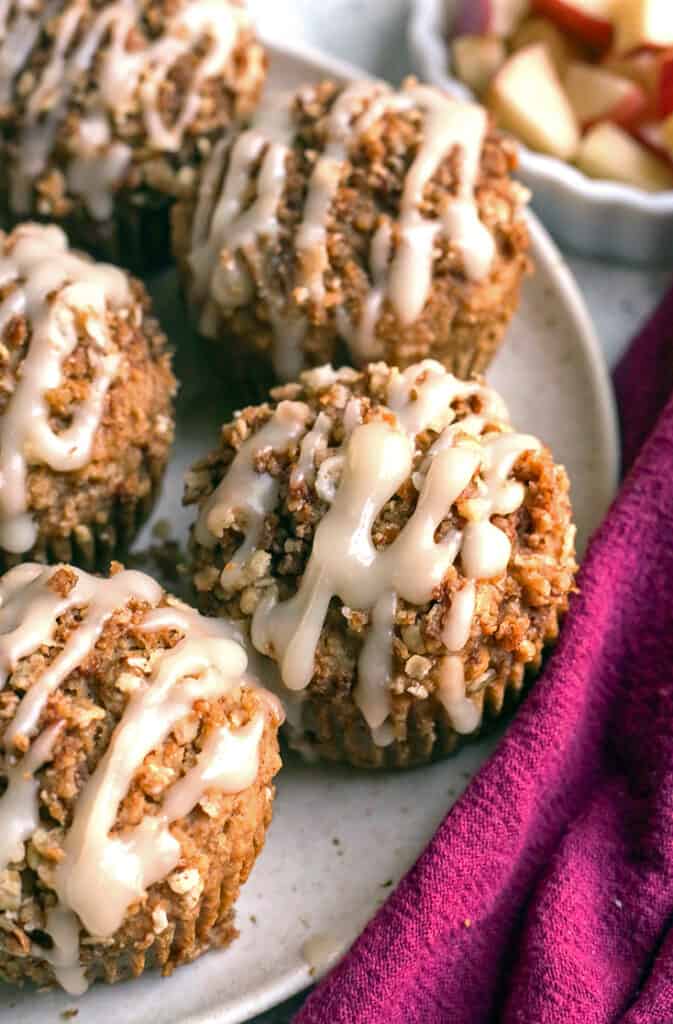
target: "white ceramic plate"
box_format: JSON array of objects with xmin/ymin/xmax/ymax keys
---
[
  {"xmin": 0, "ymin": 40, "xmax": 618, "ymax": 1024},
  {"xmin": 408, "ymin": 0, "xmax": 673, "ymax": 266}
]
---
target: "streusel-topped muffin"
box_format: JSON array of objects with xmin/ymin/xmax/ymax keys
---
[
  {"xmin": 173, "ymin": 78, "xmax": 529, "ymax": 390},
  {"xmin": 0, "ymin": 222, "xmax": 176, "ymax": 569},
  {"xmin": 0, "ymin": 0, "xmax": 266, "ymax": 270},
  {"xmin": 0, "ymin": 562, "xmax": 281, "ymax": 992},
  {"xmin": 185, "ymin": 360, "xmax": 576, "ymax": 769}
]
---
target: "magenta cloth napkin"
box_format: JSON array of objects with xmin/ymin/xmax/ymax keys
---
[{"xmin": 295, "ymin": 284, "xmax": 673, "ymax": 1024}]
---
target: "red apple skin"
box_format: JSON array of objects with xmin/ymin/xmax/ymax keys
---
[
  {"xmin": 452, "ymin": 0, "xmax": 490, "ymax": 36},
  {"xmin": 602, "ymin": 51, "xmax": 659, "ymax": 91},
  {"xmin": 565, "ymin": 62, "xmax": 648, "ymax": 128},
  {"xmin": 602, "ymin": 51, "xmax": 660, "ymax": 119},
  {"xmin": 658, "ymin": 51, "xmax": 673, "ymax": 117},
  {"xmin": 630, "ymin": 121, "xmax": 673, "ymax": 169},
  {"xmin": 452, "ymin": 0, "xmax": 529, "ymax": 37},
  {"xmin": 531, "ymin": 0, "xmax": 613, "ymax": 49},
  {"xmin": 590, "ymin": 91, "xmax": 648, "ymax": 129}
]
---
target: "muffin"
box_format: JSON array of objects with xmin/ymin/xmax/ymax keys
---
[
  {"xmin": 0, "ymin": 0, "xmax": 266, "ymax": 272},
  {"xmin": 0, "ymin": 561, "xmax": 282, "ymax": 992},
  {"xmin": 185, "ymin": 359, "xmax": 577, "ymax": 770},
  {"xmin": 0, "ymin": 222, "xmax": 176, "ymax": 571},
  {"xmin": 173, "ymin": 77, "xmax": 530, "ymax": 392}
]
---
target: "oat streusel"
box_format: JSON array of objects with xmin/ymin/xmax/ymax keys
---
[
  {"xmin": 173, "ymin": 78, "xmax": 530, "ymax": 392},
  {"xmin": 0, "ymin": 222, "xmax": 176, "ymax": 570},
  {"xmin": 185, "ymin": 360, "xmax": 577, "ymax": 769},
  {"xmin": 0, "ymin": 0, "xmax": 266, "ymax": 271},
  {"xmin": 0, "ymin": 562, "xmax": 281, "ymax": 991}
]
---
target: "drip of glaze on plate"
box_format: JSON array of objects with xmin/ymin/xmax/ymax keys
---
[
  {"xmin": 198, "ymin": 360, "xmax": 540, "ymax": 743},
  {"xmin": 302, "ymin": 930, "xmax": 346, "ymax": 977},
  {"xmin": 0, "ymin": 0, "xmax": 247, "ymax": 217},
  {"xmin": 188, "ymin": 80, "xmax": 496, "ymax": 377},
  {"xmin": 0, "ymin": 564, "xmax": 275, "ymax": 994},
  {"xmin": 0, "ymin": 224, "xmax": 130, "ymax": 555}
]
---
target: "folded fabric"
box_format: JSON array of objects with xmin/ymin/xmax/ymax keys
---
[{"xmin": 295, "ymin": 281, "xmax": 673, "ymax": 1024}]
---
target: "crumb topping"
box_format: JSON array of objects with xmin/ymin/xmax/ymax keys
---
[
  {"xmin": 186, "ymin": 360, "xmax": 577, "ymax": 765},
  {"xmin": 0, "ymin": 0, "xmax": 266, "ymax": 222},
  {"xmin": 174, "ymin": 77, "xmax": 529, "ymax": 379}
]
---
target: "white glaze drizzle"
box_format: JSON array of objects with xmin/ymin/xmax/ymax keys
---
[
  {"xmin": 0, "ymin": 721, "xmax": 62, "ymax": 869},
  {"xmin": 247, "ymin": 361, "xmax": 538, "ymax": 737},
  {"xmin": 66, "ymin": 116, "xmax": 132, "ymax": 222},
  {"xmin": 354, "ymin": 591, "xmax": 396, "ymax": 747},
  {"xmin": 294, "ymin": 82, "xmax": 386, "ymax": 305},
  {"xmin": 0, "ymin": 0, "xmax": 54, "ymax": 107},
  {"xmin": 188, "ymin": 91, "xmax": 302, "ymax": 377},
  {"xmin": 54, "ymin": 626, "xmax": 260, "ymax": 939},
  {"xmin": 442, "ymin": 579, "xmax": 476, "ymax": 652},
  {"xmin": 0, "ymin": 224, "xmax": 129, "ymax": 555},
  {"xmin": 0, "ymin": 563, "xmax": 163, "ymax": 748},
  {"xmin": 251, "ymin": 421, "xmax": 471, "ymax": 693},
  {"xmin": 387, "ymin": 84, "xmax": 495, "ymax": 325},
  {"xmin": 1, "ymin": 0, "xmax": 247, "ymax": 216},
  {"xmin": 0, "ymin": 564, "xmax": 272, "ymax": 994},
  {"xmin": 36, "ymin": 903, "xmax": 88, "ymax": 997},
  {"xmin": 437, "ymin": 654, "xmax": 480, "ymax": 735},
  {"xmin": 188, "ymin": 81, "xmax": 496, "ymax": 377},
  {"xmin": 194, "ymin": 400, "xmax": 311, "ymax": 591},
  {"xmin": 335, "ymin": 218, "xmax": 392, "ymax": 361},
  {"xmin": 290, "ymin": 411, "xmax": 332, "ymax": 490}
]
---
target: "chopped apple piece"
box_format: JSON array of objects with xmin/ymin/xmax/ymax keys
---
[
  {"xmin": 602, "ymin": 50, "xmax": 659, "ymax": 95},
  {"xmin": 657, "ymin": 49, "xmax": 673, "ymax": 116},
  {"xmin": 630, "ymin": 120, "xmax": 673, "ymax": 166},
  {"xmin": 564, "ymin": 61, "xmax": 647, "ymax": 126},
  {"xmin": 453, "ymin": 0, "xmax": 531, "ymax": 37},
  {"xmin": 452, "ymin": 35, "xmax": 507, "ymax": 95},
  {"xmin": 488, "ymin": 43, "xmax": 580, "ymax": 159},
  {"xmin": 575, "ymin": 121, "xmax": 673, "ymax": 190},
  {"xmin": 511, "ymin": 16, "xmax": 579, "ymax": 73},
  {"xmin": 531, "ymin": 0, "xmax": 614, "ymax": 49},
  {"xmin": 659, "ymin": 111, "xmax": 673, "ymax": 154},
  {"xmin": 614, "ymin": 0, "xmax": 673, "ymax": 55}
]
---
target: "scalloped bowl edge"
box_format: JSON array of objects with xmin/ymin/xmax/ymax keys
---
[{"xmin": 408, "ymin": 0, "xmax": 673, "ymax": 265}]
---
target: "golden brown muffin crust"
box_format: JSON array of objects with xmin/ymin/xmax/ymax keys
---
[
  {"xmin": 185, "ymin": 363, "xmax": 577, "ymax": 769},
  {"xmin": 173, "ymin": 78, "xmax": 530, "ymax": 388},
  {"xmin": 0, "ymin": 0, "xmax": 266, "ymax": 268},
  {"xmin": 0, "ymin": 567, "xmax": 281, "ymax": 988},
  {"xmin": 0, "ymin": 227, "xmax": 176, "ymax": 570}
]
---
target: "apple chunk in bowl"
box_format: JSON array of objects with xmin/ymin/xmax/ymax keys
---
[{"xmin": 409, "ymin": 0, "xmax": 673, "ymax": 263}]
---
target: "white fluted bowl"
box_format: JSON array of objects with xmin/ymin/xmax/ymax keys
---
[{"xmin": 409, "ymin": 0, "xmax": 673, "ymax": 265}]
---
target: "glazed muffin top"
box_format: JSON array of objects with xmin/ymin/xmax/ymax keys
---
[
  {"xmin": 0, "ymin": 0, "xmax": 265, "ymax": 222},
  {"xmin": 0, "ymin": 222, "xmax": 175, "ymax": 559},
  {"xmin": 0, "ymin": 561, "xmax": 281, "ymax": 993},
  {"xmin": 183, "ymin": 77, "xmax": 529, "ymax": 378},
  {"xmin": 186, "ymin": 360, "xmax": 576, "ymax": 745}
]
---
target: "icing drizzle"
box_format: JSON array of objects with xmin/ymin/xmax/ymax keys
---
[
  {"xmin": 197, "ymin": 361, "xmax": 541, "ymax": 741},
  {"xmin": 0, "ymin": 0, "xmax": 248, "ymax": 218},
  {"xmin": 0, "ymin": 563, "xmax": 273, "ymax": 994},
  {"xmin": 0, "ymin": 223, "xmax": 130, "ymax": 555},
  {"xmin": 189, "ymin": 80, "xmax": 497, "ymax": 378}
]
